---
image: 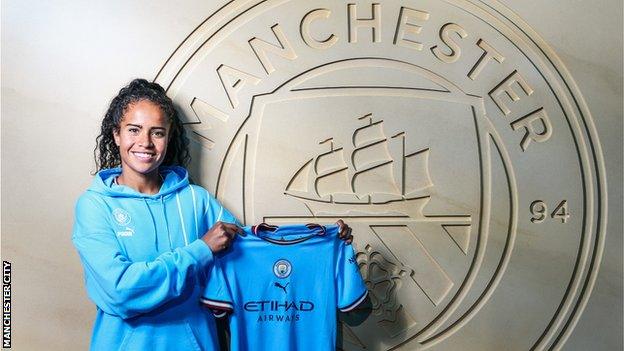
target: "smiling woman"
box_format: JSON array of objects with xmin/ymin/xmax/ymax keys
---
[
  {"xmin": 113, "ymin": 100, "xmax": 171, "ymax": 194},
  {"xmin": 94, "ymin": 79, "xmax": 189, "ymax": 178},
  {"xmin": 72, "ymin": 78, "xmax": 243, "ymax": 350}
]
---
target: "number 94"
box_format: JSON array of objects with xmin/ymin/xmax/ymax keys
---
[{"xmin": 530, "ymin": 200, "xmax": 570, "ymax": 223}]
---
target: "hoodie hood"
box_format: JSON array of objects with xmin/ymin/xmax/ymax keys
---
[{"xmin": 88, "ymin": 166, "xmax": 190, "ymax": 198}]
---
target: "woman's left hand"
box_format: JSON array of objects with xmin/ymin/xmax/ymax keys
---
[{"xmin": 336, "ymin": 219, "xmax": 353, "ymax": 244}]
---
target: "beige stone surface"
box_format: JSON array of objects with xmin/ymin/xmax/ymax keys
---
[{"xmin": 1, "ymin": 0, "xmax": 621, "ymax": 350}]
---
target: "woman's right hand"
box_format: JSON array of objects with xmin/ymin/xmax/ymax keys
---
[{"xmin": 201, "ymin": 221, "xmax": 242, "ymax": 253}]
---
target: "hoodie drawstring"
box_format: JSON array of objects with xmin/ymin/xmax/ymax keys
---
[
  {"xmin": 142, "ymin": 198, "xmax": 159, "ymax": 251},
  {"xmin": 175, "ymin": 193, "xmax": 189, "ymax": 246},
  {"xmin": 189, "ymin": 186, "xmax": 199, "ymax": 240},
  {"xmin": 161, "ymin": 196, "xmax": 173, "ymax": 251}
]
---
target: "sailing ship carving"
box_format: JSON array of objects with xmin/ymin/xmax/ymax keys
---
[{"xmin": 285, "ymin": 114, "xmax": 433, "ymax": 217}]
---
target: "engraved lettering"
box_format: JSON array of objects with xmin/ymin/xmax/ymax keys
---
[
  {"xmin": 188, "ymin": 98, "xmax": 230, "ymax": 150},
  {"xmin": 249, "ymin": 24, "xmax": 298, "ymax": 75},
  {"xmin": 300, "ymin": 9, "xmax": 338, "ymax": 50},
  {"xmin": 348, "ymin": 3, "xmax": 381, "ymax": 43},
  {"xmin": 431, "ymin": 23, "xmax": 468, "ymax": 63},
  {"xmin": 393, "ymin": 7, "xmax": 430, "ymax": 51},
  {"xmin": 530, "ymin": 200, "xmax": 570, "ymax": 223},
  {"xmin": 468, "ymin": 39, "xmax": 505, "ymax": 80},
  {"xmin": 489, "ymin": 70, "xmax": 534, "ymax": 116},
  {"xmin": 530, "ymin": 200, "xmax": 547, "ymax": 223},
  {"xmin": 551, "ymin": 200, "xmax": 570, "ymax": 223},
  {"xmin": 216, "ymin": 64, "xmax": 261, "ymax": 109},
  {"xmin": 511, "ymin": 107, "xmax": 553, "ymax": 151}
]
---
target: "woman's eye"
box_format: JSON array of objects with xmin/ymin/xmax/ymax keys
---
[
  {"xmin": 152, "ymin": 131, "xmax": 166, "ymax": 138},
  {"xmin": 128, "ymin": 128, "xmax": 139, "ymax": 134}
]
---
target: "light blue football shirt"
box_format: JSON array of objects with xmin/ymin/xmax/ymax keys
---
[{"xmin": 201, "ymin": 223, "xmax": 368, "ymax": 351}]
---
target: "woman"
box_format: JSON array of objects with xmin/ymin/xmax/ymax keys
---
[{"xmin": 72, "ymin": 79, "xmax": 352, "ymax": 350}]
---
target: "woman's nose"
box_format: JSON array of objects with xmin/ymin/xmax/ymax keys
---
[{"xmin": 138, "ymin": 131, "xmax": 153, "ymax": 147}]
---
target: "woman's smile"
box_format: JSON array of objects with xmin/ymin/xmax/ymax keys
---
[{"xmin": 131, "ymin": 151, "xmax": 157, "ymax": 161}]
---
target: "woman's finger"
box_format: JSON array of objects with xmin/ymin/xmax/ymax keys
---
[{"xmin": 222, "ymin": 223, "xmax": 243, "ymax": 235}]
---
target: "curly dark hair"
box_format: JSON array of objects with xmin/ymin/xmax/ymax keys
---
[{"xmin": 94, "ymin": 78, "xmax": 190, "ymax": 172}]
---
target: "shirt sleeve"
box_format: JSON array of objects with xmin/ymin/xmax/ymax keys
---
[
  {"xmin": 335, "ymin": 240, "xmax": 368, "ymax": 312},
  {"xmin": 72, "ymin": 194, "xmax": 214, "ymax": 320},
  {"xmin": 200, "ymin": 257, "xmax": 233, "ymax": 318}
]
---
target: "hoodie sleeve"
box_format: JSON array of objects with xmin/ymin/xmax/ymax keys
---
[{"xmin": 72, "ymin": 194, "xmax": 214, "ymax": 319}]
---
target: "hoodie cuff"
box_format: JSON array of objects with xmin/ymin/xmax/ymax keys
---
[{"xmin": 186, "ymin": 239, "xmax": 214, "ymax": 267}]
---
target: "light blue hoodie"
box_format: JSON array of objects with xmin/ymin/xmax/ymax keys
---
[{"xmin": 72, "ymin": 166, "xmax": 237, "ymax": 350}]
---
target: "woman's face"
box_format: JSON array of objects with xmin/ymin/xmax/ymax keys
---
[{"xmin": 113, "ymin": 99, "xmax": 171, "ymax": 179}]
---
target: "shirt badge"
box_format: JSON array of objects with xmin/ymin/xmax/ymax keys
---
[{"xmin": 273, "ymin": 259, "xmax": 292, "ymax": 279}]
